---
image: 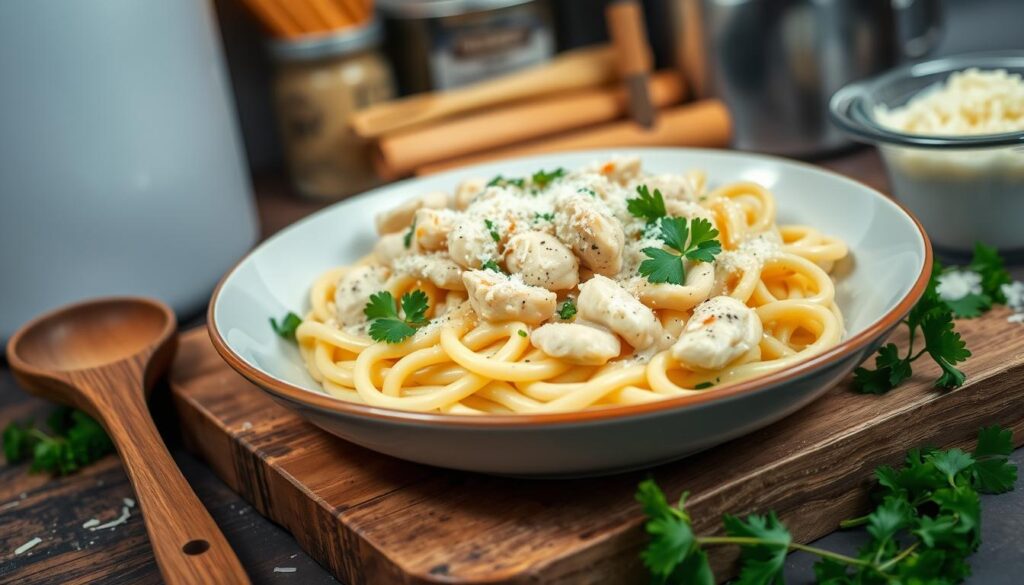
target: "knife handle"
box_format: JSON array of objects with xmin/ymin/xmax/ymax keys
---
[{"xmin": 606, "ymin": 0, "xmax": 653, "ymax": 77}]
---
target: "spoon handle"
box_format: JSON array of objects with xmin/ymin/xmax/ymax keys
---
[{"xmin": 90, "ymin": 384, "xmax": 250, "ymax": 585}]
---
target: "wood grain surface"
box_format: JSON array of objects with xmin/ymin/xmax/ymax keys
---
[{"xmin": 169, "ymin": 303, "xmax": 1024, "ymax": 584}]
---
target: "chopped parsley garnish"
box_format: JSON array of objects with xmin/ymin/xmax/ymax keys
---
[
  {"xmin": 578, "ymin": 187, "xmax": 597, "ymax": 197},
  {"xmin": 637, "ymin": 425, "xmax": 1017, "ymax": 584},
  {"xmin": 518, "ymin": 329, "xmax": 528, "ymax": 338},
  {"xmin": 487, "ymin": 175, "xmax": 525, "ymax": 189},
  {"xmin": 638, "ymin": 217, "xmax": 722, "ymax": 285},
  {"xmin": 531, "ymin": 167, "xmax": 566, "ymax": 189},
  {"xmin": 3, "ymin": 407, "xmax": 115, "ymax": 475},
  {"xmin": 535, "ymin": 212, "xmax": 555, "ymax": 222},
  {"xmin": 270, "ymin": 312, "xmax": 302, "ymax": 341},
  {"xmin": 693, "ymin": 379, "xmax": 717, "ymax": 390},
  {"xmin": 627, "ymin": 184, "xmax": 667, "ymax": 224},
  {"xmin": 854, "ymin": 265, "xmax": 970, "ymax": 394},
  {"xmin": 557, "ymin": 300, "xmax": 577, "ymax": 320},
  {"xmin": 364, "ymin": 290, "xmax": 429, "ymax": 344},
  {"xmin": 481, "ymin": 259, "xmax": 504, "ymax": 273},
  {"xmin": 403, "ymin": 218, "xmax": 417, "ymax": 249},
  {"xmin": 484, "ymin": 219, "xmax": 501, "ymax": 243}
]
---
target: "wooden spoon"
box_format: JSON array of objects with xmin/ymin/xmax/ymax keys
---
[{"xmin": 6, "ymin": 297, "xmax": 250, "ymax": 585}]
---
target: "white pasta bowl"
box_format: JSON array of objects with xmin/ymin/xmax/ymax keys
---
[{"xmin": 209, "ymin": 148, "xmax": 931, "ymax": 477}]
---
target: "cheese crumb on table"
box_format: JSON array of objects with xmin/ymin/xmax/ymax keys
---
[{"xmin": 14, "ymin": 537, "xmax": 42, "ymax": 556}]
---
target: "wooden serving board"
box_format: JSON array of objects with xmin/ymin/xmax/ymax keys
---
[{"xmin": 170, "ymin": 310, "xmax": 1024, "ymax": 584}]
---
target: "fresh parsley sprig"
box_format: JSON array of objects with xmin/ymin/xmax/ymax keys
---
[
  {"xmin": 942, "ymin": 243, "xmax": 1013, "ymax": 318},
  {"xmin": 3, "ymin": 407, "xmax": 115, "ymax": 475},
  {"xmin": 627, "ymin": 185, "xmax": 667, "ymax": 224},
  {"xmin": 637, "ymin": 425, "xmax": 1017, "ymax": 585},
  {"xmin": 638, "ymin": 217, "xmax": 723, "ymax": 286},
  {"xmin": 270, "ymin": 312, "xmax": 303, "ymax": 342},
  {"xmin": 364, "ymin": 290, "xmax": 429, "ymax": 344},
  {"xmin": 854, "ymin": 266, "xmax": 970, "ymax": 394}
]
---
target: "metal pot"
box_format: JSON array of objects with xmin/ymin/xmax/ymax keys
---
[{"xmin": 671, "ymin": 0, "xmax": 943, "ymax": 157}]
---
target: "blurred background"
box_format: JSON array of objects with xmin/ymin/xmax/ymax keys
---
[{"xmin": 1, "ymin": 0, "xmax": 1022, "ymax": 339}]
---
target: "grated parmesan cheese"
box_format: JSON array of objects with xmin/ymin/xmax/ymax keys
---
[
  {"xmin": 273, "ymin": 567, "xmax": 297, "ymax": 573},
  {"xmin": 936, "ymin": 270, "xmax": 983, "ymax": 301},
  {"xmin": 1001, "ymin": 281, "xmax": 1024, "ymax": 311},
  {"xmin": 14, "ymin": 537, "xmax": 42, "ymax": 556},
  {"xmin": 875, "ymin": 68, "xmax": 1024, "ymax": 136}
]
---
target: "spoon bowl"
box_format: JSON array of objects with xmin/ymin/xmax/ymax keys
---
[{"xmin": 6, "ymin": 297, "xmax": 249, "ymax": 585}]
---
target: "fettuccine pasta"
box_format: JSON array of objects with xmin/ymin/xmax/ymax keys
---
[{"xmin": 294, "ymin": 157, "xmax": 848, "ymax": 414}]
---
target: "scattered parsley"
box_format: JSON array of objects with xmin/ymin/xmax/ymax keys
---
[
  {"xmin": 270, "ymin": 312, "xmax": 302, "ymax": 342},
  {"xmin": 481, "ymin": 259, "xmax": 504, "ymax": 273},
  {"xmin": 484, "ymin": 219, "xmax": 501, "ymax": 243},
  {"xmin": 518, "ymin": 329, "xmax": 528, "ymax": 338},
  {"xmin": 3, "ymin": 407, "xmax": 115, "ymax": 475},
  {"xmin": 535, "ymin": 212, "xmax": 555, "ymax": 222},
  {"xmin": 638, "ymin": 425, "xmax": 1017, "ymax": 584},
  {"xmin": 558, "ymin": 300, "xmax": 577, "ymax": 320},
  {"xmin": 487, "ymin": 175, "xmax": 525, "ymax": 189},
  {"xmin": 969, "ymin": 242, "xmax": 1012, "ymax": 304},
  {"xmin": 403, "ymin": 218, "xmax": 417, "ymax": 249},
  {"xmin": 531, "ymin": 168, "xmax": 567, "ymax": 189},
  {"xmin": 627, "ymin": 184, "xmax": 667, "ymax": 224},
  {"xmin": 854, "ymin": 265, "xmax": 970, "ymax": 394},
  {"xmin": 638, "ymin": 217, "xmax": 722, "ymax": 285},
  {"xmin": 364, "ymin": 290, "xmax": 429, "ymax": 344},
  {"xmin": 578, "ymin": 187, "xmax": 597, "ymax": 197},
  {"xmin": 694, "ymin": 379, "xmax": 718, "ymax": 390}
]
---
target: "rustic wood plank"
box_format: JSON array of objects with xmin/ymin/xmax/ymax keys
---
[{"xmin": 169, "ymin": 304, "xmax": 1024, "ymax": 584}]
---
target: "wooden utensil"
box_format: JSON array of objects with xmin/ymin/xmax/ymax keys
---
[
  {"xmin": 350, "ymin": 44, "xmax": 619, "ymax": 138},
  {"xmin": 374, "ymin": 71, "xmax": 687, "ymax": 179},
  {"xmin": 606, "ymin": 0, "xmax": 656, "ymax": 127},
  {"xmin": 6, "ymin": 297, "xmax": 250, "ymax": 585}
]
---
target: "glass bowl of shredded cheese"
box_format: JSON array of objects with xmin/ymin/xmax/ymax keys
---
[{"xmin": 830, "ymin": 52, "xmax": 1024, "ymax": 257}]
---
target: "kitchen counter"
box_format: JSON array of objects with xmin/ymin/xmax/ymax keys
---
[{"xmin": 1, "ymin": 148, "xmax": 1021, "ymax": 584}]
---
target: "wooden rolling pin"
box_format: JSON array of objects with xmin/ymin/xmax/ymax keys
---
[
  {"xmin": 351, "ymin": 44, "xmax": 618, "ymax": 138},
  {"xmin": 414, "ymin": 100, "xmax": 732, "ymax": 176},
  {"xmin": 374, "ymin": 72, "xmax": 686, "ymax": 179}
]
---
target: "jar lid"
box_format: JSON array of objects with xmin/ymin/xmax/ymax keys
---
[
  {"xmin": 269, "ymin": 18, "xmax": 383, "ymax": 62},
  {"xmin": 377, "ymin": 0, "xmax": 536, "ymax": 19}
]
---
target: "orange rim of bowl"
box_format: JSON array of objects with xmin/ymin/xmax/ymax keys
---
[{"xmin": 207, "ymin": 154, "xmax": 934, "ymax": 428}]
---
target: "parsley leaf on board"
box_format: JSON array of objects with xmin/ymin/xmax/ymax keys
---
[
  {"xmin": 557, "ymin": 300, "xmax": 577, "ymax": 320},
  {"xmin": 853, "ymin": 264, "xmax": 969, "ymax": 394},
  {"xmin": 637, "ymin": 426, "xmax": 1018, "ymax": 585},
  {"xmin": 969, "ymin": 242, "xmax": 1012, "ymax": 304},
  {"xmin": 945, "ymin": 292, "xmax": 991, "ymax": 319},
  {"xmin": 626, "ymin": 184, "xmax": 667, "ymax": 224},
  {"xmin": 270, "ymin": 312, "xmax": 303, "ymax": 342},
  {"xmin": 638, "ymin": 217, "xmax": 722, "ymax": 285},
  {"xmin": 2, "ymin": 407, "xmax": 114, "ymax": 475},
  {"xmin": 364, "ymin": 290, "xmax": 430, "ymax": 344}
]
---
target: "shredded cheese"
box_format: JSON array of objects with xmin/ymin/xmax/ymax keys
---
[{"xmin": 14, "ymin": 537, "xmax": 42, "ymax": 556}]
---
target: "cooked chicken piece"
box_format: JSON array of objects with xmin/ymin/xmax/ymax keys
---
[
  {"xmin": 454, "ymin": 178, "xmax": 486, "ymax": 210},
  {"xmin": 671, "ymin": 296, "xmax": 762, "ymax": 371},
  {"xmin": 590, "ymin": 156, "xmax": 641, "ymax": 185},
  {"xmin": 413, "ymin": 208, "xmax": 457, "ymax": 252},
  {"xmin": 554, "ymin": 193, "xmax": 624, "ymax": 277},
  {"xmin": 577, "ymin": 275, "xmax": 661, "ymax": 350},
  {"xmin": 373, "ymin": 232, "xmax": 407, "ymax": 266},
  {"xmin": 334, "ymin": 266, "xmax": 389, "ymax": 326},
  {"xmin": 375, "ymin": 191, "xmax": 448, "ymax": 235},
  {"xmin": 503, "ymin": 230, "xmax": 579, "ymax": 291},
  {"xmin": 530, "ymin": 322, "xmax": 621, "ymax": 365},
  {"xmin": 632, "ymin": 261, "xmax": 715, "ymax": 312},
  {"xmin": 393, "ymin": 253, "xmax": 464, "ymax": 290},
  {"xmin": 447, "ymin": 217, "xmax": 500, "ymax": 269},
  {"xmin": 462, "ymin": 270, "xmax": 557, "ymax": 325}
]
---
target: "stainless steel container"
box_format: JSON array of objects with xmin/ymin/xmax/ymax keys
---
[
  {"xmin": 673, "ymin": 0, "xmax": 943, "ymax": 157},
  {"xmin": 378, "ymin": 0, "xmax": 555, "ymax": 94}
]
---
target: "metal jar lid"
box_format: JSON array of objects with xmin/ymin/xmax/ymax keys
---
[
  {"xmin": 269, "ymin": 18, "xmax": 384, "ymax": 62},
  {"xmin": 377, "ymin": 0, "xmax": 537, "ymax": 19}
]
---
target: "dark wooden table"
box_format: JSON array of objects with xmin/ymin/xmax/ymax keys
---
[{"xmin": 2, "ymin": 149, "xmax": 1021, "ymax": 584}]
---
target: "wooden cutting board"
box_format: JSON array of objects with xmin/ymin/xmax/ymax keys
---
[{"xmin": 170, "ymin": 310, "xmax": 1024, "ymax": 584}]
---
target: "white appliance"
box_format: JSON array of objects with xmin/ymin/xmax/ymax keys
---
[{"xmin": 0, "ymin": 0, "xmax": 258, "ymax": 340}]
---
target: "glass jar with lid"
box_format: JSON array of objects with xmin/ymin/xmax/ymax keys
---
[{"xmin": 270, "ymin": 19, "xmax": 395, "ymax": 200}]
